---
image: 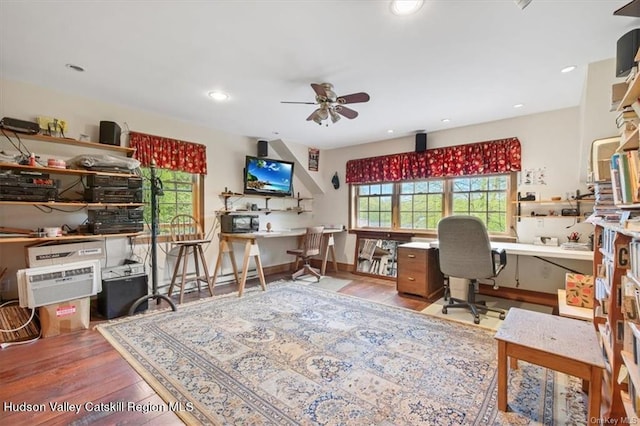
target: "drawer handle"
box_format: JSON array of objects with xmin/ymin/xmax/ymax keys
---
[
  {"xmin": 407, "ymin": 254, "xmax": 416, "ymax": 258},
  {"xmin": 408, "ymin": 277, "xmax": 415, "ymax": 281}
]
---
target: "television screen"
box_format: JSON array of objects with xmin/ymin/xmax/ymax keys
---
[{"xmin": 244, "ymin": 156, "xmax": 294, "ymax": 197}]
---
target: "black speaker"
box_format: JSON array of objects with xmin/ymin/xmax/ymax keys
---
[
  {"xmin": 415, "ymin": 133, "xmax": 427, "ymax": 152},
  {"xmin": 99, "ymin": 121, "xmax": 121, "ymax": 146},
  {"xmin": 617, "ymin": 28, "xmax": 640, "ymax": 77},
  {"xmin": 98, "ymin": 274, "xmax": 148, "ymax": 319},
  {"xmin": 257, "ymin": 140, "xmax": 268, "ymax": 157}
]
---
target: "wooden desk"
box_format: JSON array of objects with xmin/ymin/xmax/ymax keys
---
[
  {"xmin": 494, "ymin": 308, "xmax": 604, "ymax": 424},
  {"xmin": 212, "ymin": 228, "xmax": 342, "ymax": 296}
]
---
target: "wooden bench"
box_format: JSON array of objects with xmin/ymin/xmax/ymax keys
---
[{"xmin": 494, "ymin": 307, "xmax": 604, "ymax": 424}]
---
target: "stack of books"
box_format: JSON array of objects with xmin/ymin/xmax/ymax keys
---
[{"xmin": 592, "ymin": 181, "xmax": 619, "ymax": 221}]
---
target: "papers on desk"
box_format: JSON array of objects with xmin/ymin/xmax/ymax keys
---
[{"xmin": 560, "ymin": 242, "xmax": 591, "ymax": 251}]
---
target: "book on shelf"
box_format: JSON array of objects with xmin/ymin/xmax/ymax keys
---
[{"xmin": 610, "ymin": 153, "xmax": 623, "ymax": 205}]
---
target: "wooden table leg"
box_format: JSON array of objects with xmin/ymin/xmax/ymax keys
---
[
  {"xmin": 238, "ymin": 241, "xmax": 253, "ymax": 297},
  {"xmin": 588, "ymin": 367, "xmax": 602, "ymax": 424},
  {"xmin": 212, "ymin": 239, "xmax": 240, "ymax": 287},
  {"xmin": 320, "ymin": 234, "xmax": 339, "ymax": 275},
  {"xmin": 497, "ymin": 340, "xmax": 508, "ymax": 412},
  {"xmin": 251, "ymin": 242, "xmax": 266, "ymax": 291}
]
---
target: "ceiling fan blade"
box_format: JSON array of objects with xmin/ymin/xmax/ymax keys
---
[
  {"xmin": 311, "ymin": 83, "xmax": 328, "ymax": 98},
  {"xmin": 337, "ymin": 92, "xmax": 370, "ymax": 104},
  {"xmin": 335, "ymin": 105, "xmax": 358, "ymax": 119},
  {"xmin": 306, "ymin": 109, "xmax": 321, "ymax": 121},
  {"xmin": 281, "ymin": 101, "xmax": 317, "ymax": 105}
]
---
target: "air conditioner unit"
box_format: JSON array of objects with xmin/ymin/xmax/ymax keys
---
[
  {"xmin": 589, "ymin": 136, "xmax": 620, "ymax": 183},
  {"xmin": 17, "ymin": 260, "xmax": 102, "ymax": 309}
]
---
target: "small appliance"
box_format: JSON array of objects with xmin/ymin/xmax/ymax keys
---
[{"xmin": 221, "ymin": 215, "xmax": 259, "ymax": 233}]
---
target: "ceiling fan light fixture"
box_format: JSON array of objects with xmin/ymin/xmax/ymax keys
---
[
  {"xmin": 329, "ymin": 109, "xmax": 341, "ymax": 123},
  {"xmin": 390, "ymin": 0, "xmax": 424, "ymax": 16}
]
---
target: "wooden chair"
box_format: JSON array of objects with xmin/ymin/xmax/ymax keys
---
[
  {"xmin": 286, "ymin": 226, "xmax": 325, "ymax": 281},
  {"xmin": 167, "ymin": 214, "xmax": 214, "ymax": 303}
]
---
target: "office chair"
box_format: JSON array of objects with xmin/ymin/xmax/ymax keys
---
[
  {"xmin": 437, "ymin": 215, "xmax": 507, "ymax": 324},
  {"xmin": 287, "ymin": 226, "xmax": 325, "ymax": 281},
  {"xmin": 167, "ymin": 214, "xmax": 214, "ymax": 303}
]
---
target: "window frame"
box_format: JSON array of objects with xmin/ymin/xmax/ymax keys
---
[{"xmin": 349, "ymin": 172, "xmax": 516, "ymax": 237}]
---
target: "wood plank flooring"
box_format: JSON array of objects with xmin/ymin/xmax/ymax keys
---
[{"xmin": 0, "ymin": 271, "xmax": 426, "ymax": 425}]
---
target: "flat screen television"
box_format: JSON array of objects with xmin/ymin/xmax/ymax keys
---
[{"xmin": 243, "ymin": 156, "xmax": 294, "ymax": 197}]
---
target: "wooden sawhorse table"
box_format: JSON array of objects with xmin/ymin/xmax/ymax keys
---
[
  {"xmin": 212, "ymin": 229, "xmax": 341, "ymax": 297},
  {"xmin": 494, "ymin": 308, "xmax": 604, "ymax": 424}
]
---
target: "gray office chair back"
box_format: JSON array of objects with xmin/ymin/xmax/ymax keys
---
[{"xmin": 437, "ymin": 215, "xmax": 495, "ymax": 279}]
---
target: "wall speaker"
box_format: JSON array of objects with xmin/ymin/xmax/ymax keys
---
[
  {"xmin": 617, "ymin": 28, "xmax": 640, "ymax": 77},
  {"xmin": 99, "ymin": 121, "xmax": 121, "ymax": 146},
  {"xmin": 257, "ymin": 140, "xmax": 268, "ymax": 157},
  {"xmin": 415, "ymin": 133, "xmax": 427, "ymax": 152}
]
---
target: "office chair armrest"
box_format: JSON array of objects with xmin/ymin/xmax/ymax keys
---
[{"xmin": 492, "ymin": 248, "xmax": 507, "ymax": 275}]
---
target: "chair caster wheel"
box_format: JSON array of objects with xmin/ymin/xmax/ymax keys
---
[
  {"xmin": 499, "ymin": 313, "xmax": 506, "ymax": 320},
  {"xmin": 474, "ymin": 316, "xmax": 480, "ymax": 324},
  {"xmin": 442, "ymin": 307, "xmax": 448, "ymax": 314}
]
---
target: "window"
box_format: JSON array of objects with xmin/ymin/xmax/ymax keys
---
[
  {"xmin": 399, "ymin": 180, "xmax": 444, "ymax": 230},
  {"xmin": 141, "ymin": 168, "xmax": 204, "ymax": 236},
  {"xmin": 356, "ymin": 183, "xmax": 393, "ymax": 228},
  {"xmin": 351, "ymin": 173, "xmax": 514, "ymax": 235},
  {"xmin": 451, "ymin": 175, "xmax": 508, "ymax": 233}
]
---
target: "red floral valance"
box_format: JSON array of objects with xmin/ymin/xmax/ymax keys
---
[
  {"xmin": 345, "ymin": 137, "xmax": 521, "ymax": 184},
  {"xmin": 129, "ymin": 131, "xmax": 207, "ymax": 175}
]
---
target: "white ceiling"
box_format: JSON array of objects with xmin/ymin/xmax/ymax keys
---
[{"xmin": 1, "ymin": 1, "xmax": 639, "ymax": 149}]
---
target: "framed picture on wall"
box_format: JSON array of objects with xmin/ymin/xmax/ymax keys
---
[{"xmin": 308, "ymin": 148, "xmax": 319, "ymax": 171}]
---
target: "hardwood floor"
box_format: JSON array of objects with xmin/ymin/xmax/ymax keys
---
[{"xmin": 0, "ymin": 271, "xmax": 429, "ymax": 425}]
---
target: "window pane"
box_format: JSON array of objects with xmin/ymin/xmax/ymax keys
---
[
  {"xmin": 452, "ymin": 179, "xmax": 469, "ymax": 192},
  {"xmin": 359, "ymin": 185, "xmax": 370, "ymax": 196},
  {"xmin": 359, "ymin": 198, "xmax": 369, "ymax": 212},
  {"xmin": 380, "ymin": 212, "xmax": 392, "ymax": 228},
  {"xmin": 427, "ymin": 195, "xmax": 442, "ymax": 211},
  {"xmin": 469, "ymin": 193, "xmax": 485, "ymax": 211},
  {"xmin": 381, "ymin": 183, "xmax": 393, "ymax": 194},
  {"xmin": 429, "ymin": 180, "xmax": 444, "ymax": 193},
  {"xmin": 415, "ymin": 181, "xmax": 428, "ymax": 193},
  {"xmin": 400, "ymin": 182, "xmax": 414, "ymax": 193},
  {"xmin": 452, "ymin": 193, "xmax": 469, "ymax": 212},
  {"xmin": 380, "ymin": 196, "xmax": 392, "ymax": 211},
  {"xmin": 399, "ymin": 212, "xmax": 413, "ymax": 228},
  {"xmin": 370, "ymin": 197, "xmax": 380, "ymax": 211},
  {"xmin": 369, "ymin": 212, "xmax": 380, "ymax": 227},
  {"xmin": 399, "ymin": 195, "xmax": 413, "ymax": 210}
]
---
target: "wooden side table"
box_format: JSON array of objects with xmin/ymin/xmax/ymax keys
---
[{"xmin": 494, "ymin": 308, "xmax": 604, "ymax": 424}]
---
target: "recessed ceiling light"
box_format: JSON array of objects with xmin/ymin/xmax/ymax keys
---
[
  {"xmin": 390, "ymin": 0, "xmax": 424, "ymax": 16},
  {"xmin": 513, "ymin": 103, "xmax": 524, "ymax": 109},
  {"xmin": 65, "ymin": 63, "xmax": 85, "ymax": 72},
  {"xmin": 387, "ymin": 129, "xmax": 394, "ymax": 134},
  {"xmin": 561, "ymin": 65, "xmax": 577, "ymax": 73},
  {"xmin": 441, "ymin": 118, "xmax": 451, "ymax": 123},
  {"xmin": 208, "ymin": 90, "xmax": 229, "ymax": 101}
]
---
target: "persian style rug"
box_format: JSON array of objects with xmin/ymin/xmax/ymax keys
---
[{"xmin": 97, "ymin": 283, "xmax": 586, "ymax": 425}]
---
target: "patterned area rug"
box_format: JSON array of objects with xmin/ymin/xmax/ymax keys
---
[{"xmin": 97, "ymin": 283, "xmax": 586, "ymax": 425}]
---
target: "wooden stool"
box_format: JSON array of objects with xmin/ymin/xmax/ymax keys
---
[{"xmin": 168, "ymin": 240, "xmax": 214, "ymax": 304}]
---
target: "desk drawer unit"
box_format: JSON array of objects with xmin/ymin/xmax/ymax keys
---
[{"xmin": 396, "ymin": 246, "xmax": 444, "ymax": 300}]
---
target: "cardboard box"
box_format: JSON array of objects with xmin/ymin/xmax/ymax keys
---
[
  {"xmin": 38, "ymin": 297, "xmax": 90, "ymax": 338},
  {"xmin": 26, "ymin": 240, "xmax": 105, "ymax": 267},
  {"xmin": 565, "ymin": 273, "xmax": 594, "ymax": 308}
]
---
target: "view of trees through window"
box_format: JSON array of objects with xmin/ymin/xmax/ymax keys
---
[
  {"xmin": 354, "ymin": 174, "xmax": 511, "ymax": 233},
  {"xmin": 141, "ymin": 168, "xmax": 197, "ymax": 234}
]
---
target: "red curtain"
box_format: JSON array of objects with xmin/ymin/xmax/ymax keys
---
[
  {"xmin": 345, "ymin": 137, "xmax": 521, "ymax": 184},
  {"xmin": 129, "ymin": 131, "xmax": 207, "ymax": 175}
]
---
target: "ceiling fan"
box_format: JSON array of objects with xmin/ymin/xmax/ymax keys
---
[{"xmin": 281, "ymin": 83, "xmax": 370, "ymax": 125}]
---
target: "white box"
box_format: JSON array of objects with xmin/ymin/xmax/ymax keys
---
[{"xmin": 25, "ymin": 240, "xmax": 105, "ymax": 267}]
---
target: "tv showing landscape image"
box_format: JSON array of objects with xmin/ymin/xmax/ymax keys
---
[{"xmin": 244, "ymin": 156, "xmax": 294, "ymax": 197}]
